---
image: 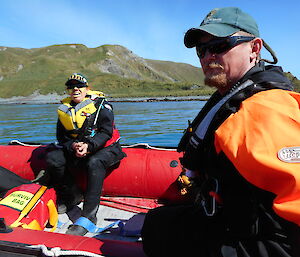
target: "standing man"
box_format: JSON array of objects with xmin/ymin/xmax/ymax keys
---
[
  {"xmin": 142, "ymin": 7, "xmax": 300, "ymax": 257},
  {"xmin": 46, "ymin": 73, "xmax": 126, "ymax": 236}
]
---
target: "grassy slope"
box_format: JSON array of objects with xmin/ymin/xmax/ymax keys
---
[
  {"xmin": 0, "ymin": 44, "xmax": 211, "ymax": 98},
  {"xmin": 0, "ymin": 44, "xmax": 298, "ymax": 98}
]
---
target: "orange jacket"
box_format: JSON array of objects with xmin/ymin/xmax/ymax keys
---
[{"xmin": 215, "ymin": 89, "xmax": 300, "ymax": 226}]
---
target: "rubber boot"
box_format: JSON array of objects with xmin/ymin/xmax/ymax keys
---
[
  {"xmin": 66, "ymin": 200, "xmax": 99, "ymax": 236},
  {"xmin": 82, "ymin": 199, "xmax": 99, "ymax": 223}
]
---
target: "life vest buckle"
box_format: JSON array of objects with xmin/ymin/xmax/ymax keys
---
[{"xmin": 198, "ymin": 178, "xmax": 220, "ymax": 217}]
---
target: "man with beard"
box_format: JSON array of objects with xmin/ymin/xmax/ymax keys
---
[{"xmin": 142, "ymin": 7, "xmax": 300, "ymax": 257}]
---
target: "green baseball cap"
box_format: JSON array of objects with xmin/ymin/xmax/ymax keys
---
[
  {"xmin": 184, "ymin": 7, "xmax": 259, "ymax": 48},
  {"xmin": 184, "ymin": 7, "xmax": 277, "ymax": 64}
]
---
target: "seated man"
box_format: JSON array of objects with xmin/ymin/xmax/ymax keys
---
[
  {"xmin": 142, "ymin": 7, "xmax": 300, "ymax": 257},
  {"xmin": 46, "ymin": 73, "xmax": 126, "ymax": 236}
]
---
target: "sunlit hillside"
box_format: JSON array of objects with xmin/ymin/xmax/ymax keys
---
[
  {"xmin": 0, "ymin": 44, "xmax": 211, "ymax": 98},
  {"xmin": 0, "ymin": 44, "xmax": 298, "ymax": 98}
]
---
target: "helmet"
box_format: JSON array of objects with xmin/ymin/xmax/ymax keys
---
[{"xmin": 65, "ymin": 73, "xmax": 89, "ymax": 86}]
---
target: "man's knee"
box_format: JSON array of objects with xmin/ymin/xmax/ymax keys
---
[
  {"xmin": 46, "ymin": 149, "xmax": 66, "ymax": 169},
  {"xmin": 86, "ymin": 156, "xmax": 106, "ymax": 177},
  {"xmin": 87, "ymin": 155, "xmax": 102, "ymax": 168}
]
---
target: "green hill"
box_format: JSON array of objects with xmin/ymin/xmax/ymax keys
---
[
  {"xmin": 0, "ymin": 44, "xmax": 298, "ymax": 98},
  {"xmin": 0, "ymin": 44, "xmax": 211, "ymax": 98}
]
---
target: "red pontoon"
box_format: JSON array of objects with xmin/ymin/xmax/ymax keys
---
[{"xmin": 0, "ymin": 141, "xmax": 184, "ymax": 257}]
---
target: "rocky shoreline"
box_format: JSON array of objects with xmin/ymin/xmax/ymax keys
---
[{"xmin": 0, "ymin": 92, "xmax": 209, "ymax": 104}]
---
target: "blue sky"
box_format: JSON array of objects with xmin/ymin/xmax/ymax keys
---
[{"xmin": 1, "ymin": 0, "xmax": 299, "ymax": 78}]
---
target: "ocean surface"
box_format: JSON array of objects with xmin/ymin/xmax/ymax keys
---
[{"xmin": 0, "ymin": 101, "xmax": 205, "ymax": 146}]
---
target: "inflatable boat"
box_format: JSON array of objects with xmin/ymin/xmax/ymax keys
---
[{"xmin": 0, "ymin": 141, "xmax": 184, "ymax": 257}]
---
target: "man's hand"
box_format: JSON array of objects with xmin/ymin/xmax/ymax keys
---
[{"xmin": 72, "ymin": 142, "xmax": 89, "ymax": 158}]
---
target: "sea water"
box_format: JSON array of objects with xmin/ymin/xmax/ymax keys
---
[{"xmin": 0, "ymin": 101, "xmax": 205, "ymax": 146}]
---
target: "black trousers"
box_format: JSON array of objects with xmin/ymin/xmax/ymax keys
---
[
  {"xmin": 45, "ymin": 142, "xmax": 125, "ymax": 219},
  {"xmin": 141, "ymin": 204, "xmax": 300, "ymax": 257}
]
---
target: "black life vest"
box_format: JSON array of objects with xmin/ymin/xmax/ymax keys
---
[
  {"xmin": 177, "ymin": 77, "xmax": 296, "ymax": 239},
  {"xmin": 178, "ymin": 79, "xmax": 289, "ymax": 172}
]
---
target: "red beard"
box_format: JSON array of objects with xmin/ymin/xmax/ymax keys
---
[{"xmin": 203, "ymin": 63, "xmax": 229, "ymax": 92}]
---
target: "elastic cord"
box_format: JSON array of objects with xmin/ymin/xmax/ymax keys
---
[{"xmin": 262, "ymin": 40, "xmax": 278, "ymax": 64}]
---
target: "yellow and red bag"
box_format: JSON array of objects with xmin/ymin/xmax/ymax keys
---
[{"xmin": 0, "ymin": 183, "xmax": 58, "ymax": 231}]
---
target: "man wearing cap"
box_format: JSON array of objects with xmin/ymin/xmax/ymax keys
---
[
  {"xmin": 142, "ymin": 7, "xmax": 300, "ymax": 257},
  {"xmin": 46, "ymin": 73, "xmax": 125, "ymax": 236}
]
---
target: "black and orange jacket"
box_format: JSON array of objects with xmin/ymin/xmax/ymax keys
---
[
  {"xmin": 215, "ymin": 88, "xmax": 300, "ymax": 226},
  {"xmin": 178, "ymin": 62, "xmax": 300, "ymax": 229}
]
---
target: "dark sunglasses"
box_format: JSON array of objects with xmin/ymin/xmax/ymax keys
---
[
  {"xmin": 196, "ymin": 36, "xmax": 255, "ymax": 59},
  {"xmin": 66, "ymin": 84, "xmax": 87, "ymax": 89}
]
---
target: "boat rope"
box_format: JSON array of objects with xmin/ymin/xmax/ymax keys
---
[
  {"xmin": 9, "ymin": 140, "xmax": 177, "ymax": 151},
  {"xmin": 28, "ymin": 244, "xmax": 103, "ymax": 256},
  {"xmin": 9, "ymin": 139, "xmax": 42, "ymax": 147},
  {"xmin": 122, "ymin": 143, "xmax": 177, "ymax": 151}
]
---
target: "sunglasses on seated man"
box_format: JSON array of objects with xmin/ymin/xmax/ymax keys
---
[
  {"xmin": 196, "ymin": 36, "xmax": 255, "ymax": 59},
  {"xmin": 66, "ymin": 83, "xmax": 88, "ymax": 89}
]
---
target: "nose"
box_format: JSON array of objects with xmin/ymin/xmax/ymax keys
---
[
  {"xmin": 200, "ymin": 51, "xmax": 217, "ymax": 64},
  {"xmin": 206, "ymin": 49, "xmax": 217, "ymax": 59}
]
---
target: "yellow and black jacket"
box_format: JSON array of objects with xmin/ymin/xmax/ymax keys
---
[{"xmin": 57, "ymin": 90, "xmax": 120, "ymax": 153}]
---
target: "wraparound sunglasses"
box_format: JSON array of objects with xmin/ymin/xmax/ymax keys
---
[
  {"xmin": 196, "ymin": 36, "xmax": 255, "ymax": 58},
  {"xmin": 66, "ymin": 84, "xmax": 88, "ymax": 89}
]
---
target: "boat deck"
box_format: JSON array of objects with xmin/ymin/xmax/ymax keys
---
[
  {"xmin": 0, "ymin": 202, "xmax": 147, "ymax": 257},
  {"xmin": 55, "ymin": 202, "xmax": 145, "ymax": 240}
]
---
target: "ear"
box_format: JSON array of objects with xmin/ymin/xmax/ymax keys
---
[{"xmin": 250, "ymin": 38, "xmax": 263, "ymax": 61}]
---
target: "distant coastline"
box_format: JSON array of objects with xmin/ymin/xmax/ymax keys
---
[{"xmin": 0, "ymin": 92, "xmax": 209, "ymax": 104}]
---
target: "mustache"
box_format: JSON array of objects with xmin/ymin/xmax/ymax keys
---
[{"xmin": 206, "ymin": 62, "xmax": 224, "ymax": 70}]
